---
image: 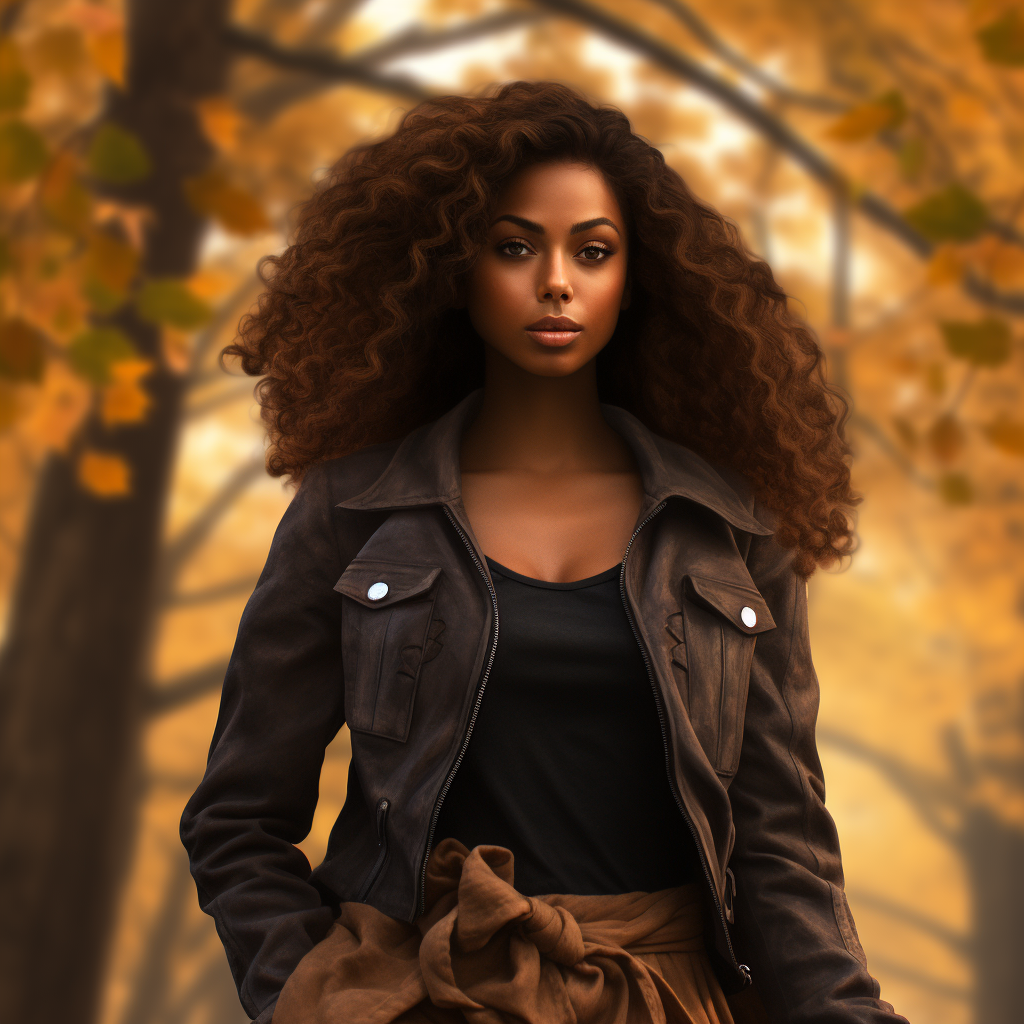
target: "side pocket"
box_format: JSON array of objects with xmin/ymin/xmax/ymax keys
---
[
  {"xmin": 829, "ymin": 881, "xmax": 868, "ymax": 966},
  {"xmin": 356, "ymin": 798, "xmax": 390, "ymax": 902}
]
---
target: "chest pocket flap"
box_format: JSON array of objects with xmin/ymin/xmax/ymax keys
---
[
  {"xmin": 335, "ymin": 559, "xmax": 443, "ymax": 742},
  {"xmin": 680, "ymin": 572, "xmax": 774, "ymax": 778}
]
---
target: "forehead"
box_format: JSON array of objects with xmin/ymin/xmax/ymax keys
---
[{"xmin": 491, "ymin": 161, "xmax": 623, "ymax": 225}]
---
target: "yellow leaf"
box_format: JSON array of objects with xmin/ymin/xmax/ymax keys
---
[
  {"xmin": 926, "ymin": 243, "xmax": 964, "ymax": 286},
  {"xmin": 88, "ymin": 28, "xmax": 124, "ymax": 87},
  {"xmin": 21, "ymin": 359, "xmax": 91, "ymax": 453},
  {"xmin": 161, "ymin": 325, "xmax": 192, "ymax": 374},
  {"xmin": 100, "ymin": 357, "xmax": 153, "ymax": 425},
  {"xmin": 824, "ymin": 92, "xmax": 906, "ymax": 142},
  {"xmin": 197, "ymin": 96, "xmax": 242, "ymax": 152},
  {"xmin": 982, "ymin": 413, "xmax": 1024, "ymax": 456},
  {"xmin": 183, "ymin": 168, "xmax": 271, "ymax": 235},
  {"xmin": 78, "ymin": 448, "xmax": 130, "ymax": 496}
]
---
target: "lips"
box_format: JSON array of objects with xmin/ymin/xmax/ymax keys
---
[{"xmin": 525, "ymin": 315, "xmax": 583, "ymax": 348}]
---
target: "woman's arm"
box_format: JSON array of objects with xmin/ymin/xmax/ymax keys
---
[
  {"xmin": 180, "ymin": 462, "xmax": 346, "ymax": 1024},
  {"xmin": 728, "ymin": 503, "xmax": 909, "ymax": 1024}
]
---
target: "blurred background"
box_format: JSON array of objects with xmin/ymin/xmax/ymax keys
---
[{"xmin": 0, "ymin": 1, "xmax": 1022, "ymax": 1022}]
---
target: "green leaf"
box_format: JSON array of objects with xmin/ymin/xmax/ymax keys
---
[
  {"xmin": 135, "ymin": 278, "xmax": 212, "ymax": 329},
  {"xmin": 68, "ymin": 326, "xmax": 136, "ymax": 384},
  {"xmin": 977, "ymin": 9, "xmax": 1024, "ymax": 66},
  {"xmin": 82, "ymin": 278, "xmax": 126, "ymax": 314},
  {"xmin": 938, "ymin": 472, "xmax": 972, "ymax": 505},
  {"xmin": 87, "ymin": 123, "xmax": 151, "ymax": 184},
  {"xmin": 898, "ymin": 137, "xmax": 926, "ymax": 181},
  {"xmin": 904, "ymin": 183, "xmax": 988, "ymax": 242},
  {"xmin": 0, "ymin": 121, "xmax": 48, "ymax": 182},
  {"xmin": 0, "ymin": 36, "xmax": 30, "ymax": 112},
  {"xmin": 940, "ymin": 317, "xmax": 1012, "ymax": 367},
  {"xmin": 0, "ymin": 317, "xmax": 45, "ymax": 381}
]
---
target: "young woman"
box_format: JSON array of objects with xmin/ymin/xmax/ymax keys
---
[{"xmin": 181, "ymin": 81, "xmax": 908, "ymax": 1024}]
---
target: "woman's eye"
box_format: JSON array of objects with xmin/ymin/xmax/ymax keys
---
[
  {"xmin": 498, "ymin": 240, "xmax": 531, "ymax": 257},
  {"xmin": 579, "ymin": 245, "xmax": 611, "ymax": 261}
]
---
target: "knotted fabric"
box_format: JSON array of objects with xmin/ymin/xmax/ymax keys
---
[{"xmin": 272, "ymin": 838, "xmax": 734, "ymax": 1024}]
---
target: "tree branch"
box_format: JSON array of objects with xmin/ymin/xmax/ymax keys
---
[
  {"xmin": 817, "ymin": 724, "xmax": 965, "ymax": 846},
  {"xmin": 157, "ymin": 455, "xmax": 265, "ymax": 598},
  {"xmin": 145, "ymin": 659, "xmax": 230, "ymax": 716},
  {"xmin": 847, "ymin": 887, "xmax": 973, "ymax": 957},
  {"xmin": 224, "ymin": 23, "xmax": 430, "ymax": 101},
  {"xmin": 865, "ymin": 956, "xmax": 971, "ymax": 1001},
  {"xmin": 184, "ymin": 381, "xmax": 257, "ymax": 419},
  {"xmin": 164, "ymin": 573, "xmax": 261, "ymax": 608}
]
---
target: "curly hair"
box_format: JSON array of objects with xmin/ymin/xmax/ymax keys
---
[{"xmin": 225, "ymin": 79, "xmax": 859, "ymax": 578}]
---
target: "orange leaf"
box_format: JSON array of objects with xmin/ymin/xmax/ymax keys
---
[
  {"xmin": 926, "ymin": 243, "xmax": 965, "ymax": 286},
  {"xmin": 197, "ymin": 96, "xmax": 242, "ymax": 152},
  {"xmin": 927, "ymin": 413, "xmax": 965, "ymax": 463},
  {"xmin": 40, "ymin": 150, "xmax": 91, "ymax": 234},
  {"xmin": 101, "ymin": 358, "xmax": 154, "ymax": 425},
  {"xmin": 0, "ymin": 379, "xmax": 18, "ymax": 430},
  {"xmin": 78, "ymin": 448, "xmax": 131, "ymax": 496},
  {"xmin": 21, "ymin": 360, "xmax": 91, "ymax": 453},
  {"xmin": 824, "ymin": 92, "xmax": 906, "ymax": 142},
  {"xmin": 183, "ymin": 168, "xmax": 270, "ymax": 235},
  {"xmin": 88, "ymin": 29, "xmax": 124, "ymax": 87},
  {"xmin": 969, "ymin": 235, "xmax": 1024, "ymax": 288},
  {"xmin": 982, "ymin": 413, "xmax": 1024, "ymax": 456},
  {"xmin": 161, "ymin": 325, "xmax": 192, "ymax": 374},
  {"xmin": 83, "ymin": 227, "xmax": 138, "ymax": 295}
]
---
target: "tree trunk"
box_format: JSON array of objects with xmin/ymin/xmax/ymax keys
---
[{"xmin": 0, "ymin": 3, "xmax": 229, "ymax": 1021}]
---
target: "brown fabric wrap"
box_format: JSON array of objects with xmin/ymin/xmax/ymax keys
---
[{"xmin": 272, "ymin": 839, "xmax": 734, "ymax": 1024}]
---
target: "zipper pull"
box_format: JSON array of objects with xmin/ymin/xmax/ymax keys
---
[{"xmin": 376, "ymin": 798, "xmax": 390, "ymax": 844}]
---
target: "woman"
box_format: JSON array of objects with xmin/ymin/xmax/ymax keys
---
[{"xmin": 181, "ymin": 81, "xmax": 908, "ymax": 1024}]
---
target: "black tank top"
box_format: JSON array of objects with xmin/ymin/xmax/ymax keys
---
[{"xmin": 433, "ymin": 555, "xmax": 700, "ymax": 897}]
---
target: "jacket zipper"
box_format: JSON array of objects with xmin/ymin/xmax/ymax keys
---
[
  {"xmin": 618, "ymin": 499, "xmax": 751, "ymax": 988},
  {"xmin": 357, "ymin": 797, "xmax": 390, "ymax": 902},
  {"xmin": 417, "ymin": 504, "xmax": 500, "ymax": 916}
]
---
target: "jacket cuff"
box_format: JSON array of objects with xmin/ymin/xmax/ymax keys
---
[{"xmin": 251, "ymin": 999, "xmax": 278, "ymax": 1024}]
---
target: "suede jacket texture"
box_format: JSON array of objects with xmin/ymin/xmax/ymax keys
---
[{"xmin": 180, "ymin": 389, "xmax": 908, "ymax": 1024}]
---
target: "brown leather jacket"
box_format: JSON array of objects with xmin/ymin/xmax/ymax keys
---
[{"xmin": 181, "ymin": 389, "xmax": 906, "ymax": 1024}]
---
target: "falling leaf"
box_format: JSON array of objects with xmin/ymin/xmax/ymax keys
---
[
  {"xmin": 977, "ymin": 8, "xmax": 1024, "ymax": 65},
  {"xmin": 183, "ymin": 168, "xmax": 271, "ymax": 235},
  {"xmin": 892, "ymin": 416, "xmax": 918, "ymax": 450},
  {"xmin": 0, "ymin": 35, "xmax": 30, "ymax": 111},
  {"xmin": 0, "ymin": 317, "xmax": 46, "ymax": 381},
  {"xmin": 0, "ymin": 120, "xmax": 49, "ymax": 183},
  {"xmin": 824, "ymin": 90, "xmax": 907, "ymax": 141},
  {"xmin": 40, "ymin": 151, "xmax": 92, "ymax": 234},
  {"xmin": 904, "ymin": 183, "xmax": 988, "ymax": 243},
  {"xmin": 20, "ymin": 358, "xmax": 91, "ymax": 452},
  {"xmin": 30, "ymin": 26, "xmax": 87, "ymax": 75},
  {"xmin": 161, "ymin": 325, "xmax": 192, "ymax": 374},
  {"xmin": 68, "ymin": 325, "xmax": 136, "ymax": 384},
  {"xmin": 136, "ymin": 278, "xmax": 212, "ymax": 329},
  {"xmin": 938, "ymin": 471, "xmax": 973, "ymax": 505},
  {"xmin": 88, "ymin": 28, "xmax": 124, "ymax": 87},
  {"xmin": 940, "ymin": 317, "xmax": 1012, "ymax": 367},
  {"xmin": 101, "ymin": 358, "xmax": 154, "ymax": 425},
  {"xmin": 982, "ymin": 413, "xmax": 1024, "ymax": 456},
  {"xmin": 78, "ymin": 449, "xmax": 130, "ymax": 497},
  {"xmin": 926, "ymin": 243, "xmax": 964, "ymax": 285},
  {"xmin": 928, "ymin": 413, "xmax": 966, "ymax": 463},
  {"xmin": 88, "ymin": 123, "xmax": 151, "ymax": 184},
  {"xmin": 197, "ymin": 96, "xmax": 242, "ymax": 151}
]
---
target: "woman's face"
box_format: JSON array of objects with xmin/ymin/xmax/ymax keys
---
[{"xmin": 465, "ymin": 160, "xmax": 629, "ymax": 378}]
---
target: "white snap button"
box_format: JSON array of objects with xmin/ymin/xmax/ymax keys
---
[
  {"xmin": 367, "ymin": 581, "xmax": 388, "ymax": 601},
  {"xmin": 740, "ymin": 605, "xmax": 756, "ymax": 628}
]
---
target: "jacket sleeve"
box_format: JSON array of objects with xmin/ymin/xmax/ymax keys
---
[
  {"xmin": 728, "ymin": 506, "xmax": 909, "ymax": 1024},
  {"xmin": 179, "ymin": 461, "xmax": 346, "ymax": 1023}
]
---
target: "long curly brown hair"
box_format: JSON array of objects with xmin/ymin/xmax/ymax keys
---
[{"xmin": 225, "ymin": 80, "xmax": 859, "ymax": 578}]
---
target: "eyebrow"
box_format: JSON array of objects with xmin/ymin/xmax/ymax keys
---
[{"xmin": 490, "ymin": 214, "xmax": 621, "ymax": 237}]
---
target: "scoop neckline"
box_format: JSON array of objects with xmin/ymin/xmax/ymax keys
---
[{"xmin": 484, "ymin": 555, "xmax": 622, "ymax": 590}]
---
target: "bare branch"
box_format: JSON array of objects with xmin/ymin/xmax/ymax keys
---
[
  {"xmin": 647, "ymin": 0, "xmax": 844, "ymax": 112},
  {"xmin": 848, "ymin": 412, "xmax": 935, "ymax": 488},
  {"xmin": 185, "ymin": 382, "xmax": 257, "ymax": 420},
  {"xmin": 145, "ymin": 660, "xmax": 230, "ymax": 716},
  {"xmin": 188, "ymin": 274, "xmax": 263, "ymax": 378},
  {"xmin": 817, "ymin": 724, "xmax": 965, "ymax": 846},
  {"xmin": 866, "ymin": 956, "xmax": 971, "ymax": 1000},
  {"xmin": 165, "ymin": 574, "xmax": 261, "ymax": 608},
  {"xmin": 223, "ymin": 23, "xmax": 430, "ymax": 101},
  {"xmin": 157, "ymin": 455, "xmax": 265, "ymax": 597},
  {"xmin": 847, "ymin": 887, "xmax": 973, "ymax": 957}
]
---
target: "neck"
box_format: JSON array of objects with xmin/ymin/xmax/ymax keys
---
[{"xmin": 460, "ymin": 347, "xmax": 634, "ymax": 474}]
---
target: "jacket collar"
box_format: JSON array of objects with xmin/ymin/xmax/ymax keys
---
[{"xmin": 336, "ymin": 388, "xmax": 773, "ymax": 536}]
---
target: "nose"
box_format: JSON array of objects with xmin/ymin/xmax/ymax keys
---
[{"xmin": 538, "ymin": 249, "xmax": 572, "ymax": 303}]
